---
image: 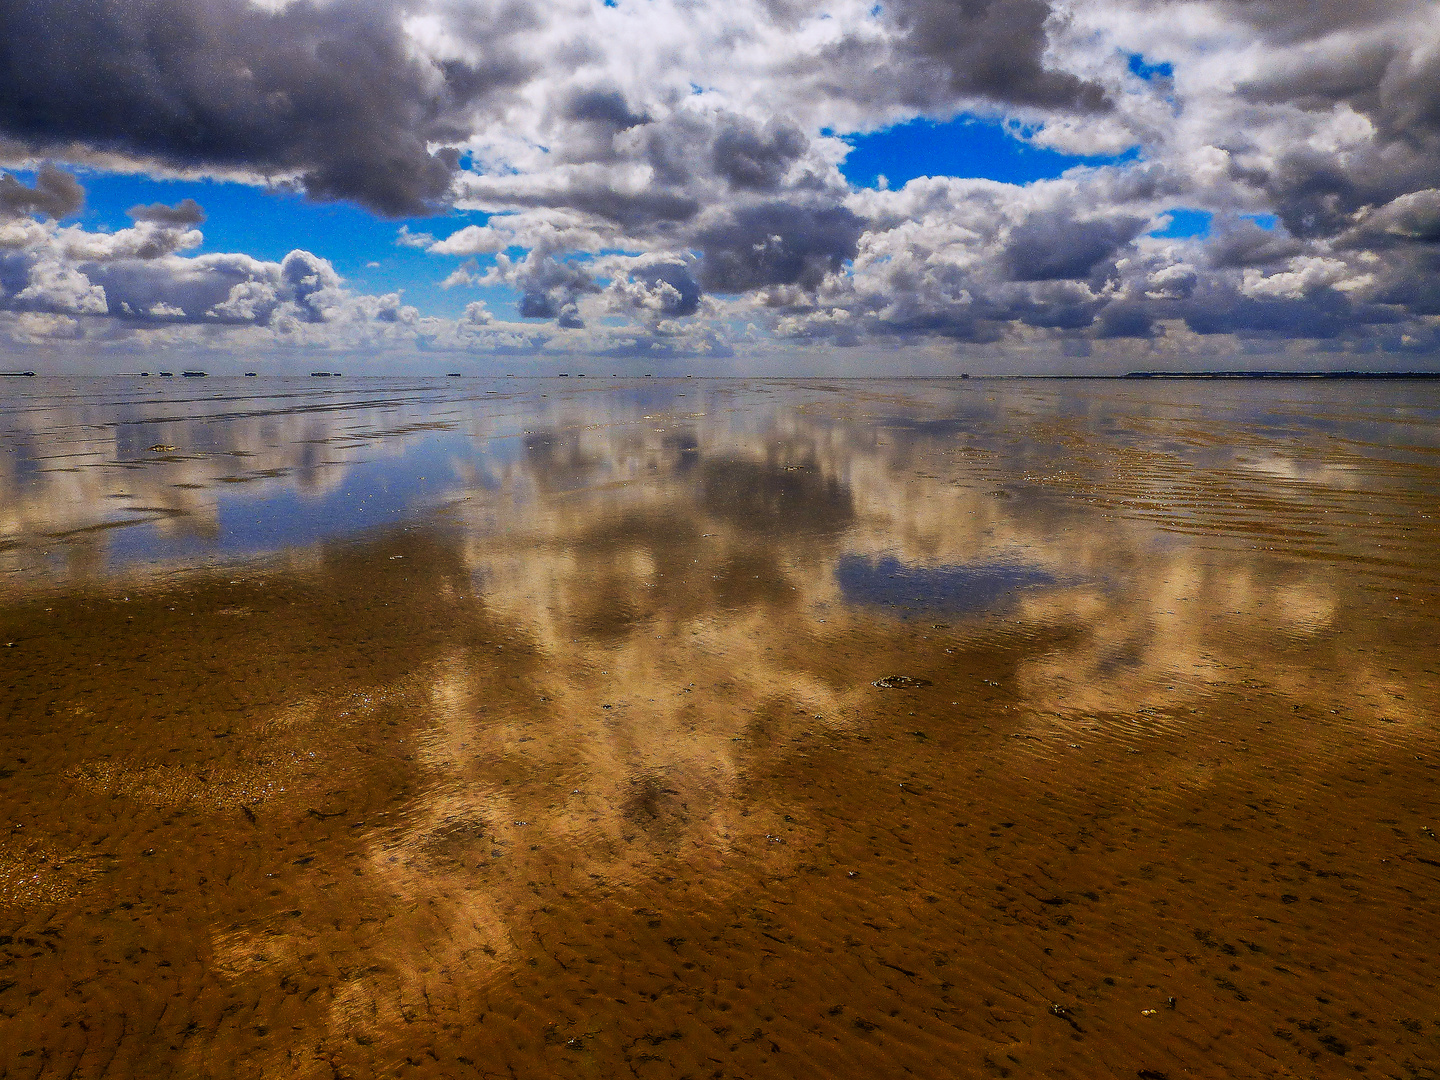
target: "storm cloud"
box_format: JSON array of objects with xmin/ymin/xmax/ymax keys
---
[{"xmin": 0, "ymin": 0, "xmax": 525, "ymax": 215}]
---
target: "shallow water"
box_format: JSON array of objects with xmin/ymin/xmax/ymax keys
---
[{"xmin": 2, "ymin": 376, "xmax": 1439, "ymax": 1078}]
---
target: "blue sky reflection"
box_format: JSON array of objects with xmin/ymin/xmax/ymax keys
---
[{"xmin": 836, "ymin": 554, "xmax": 1056, "ymax": 615}]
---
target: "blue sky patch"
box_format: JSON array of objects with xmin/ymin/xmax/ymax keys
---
[
  {"xmin": 840, "ymin": 115, "xmax": 1139, "ymax": 190},
  {"xmin": 1150, "ymin": 207, "xmax": 1213, "ymax": 239},
  {"xmin": 1128, "ymin": 54, "xmax": 1174, "ymax": 81},
  {"xmin": 836, "ymin": 554, "xmax": 1056, "ymax": 615}
]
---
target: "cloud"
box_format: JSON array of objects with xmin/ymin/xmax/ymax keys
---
[
  {"xmin": 711, "ymin": 117, "xmax": 810, "ymax": 192},
  {"xmin": 562, "ymin": 86, "xmax": 651, "ymax": 131},
  {"xmin": 0, "ymin": 164, "xmax": 84, "ymax": 220},
  {"xmin": 0, "ymin": 0, "xmax": 524, "ymax": 215},
  {"xmin": 696, "ymin": 203, "xmax": 866, "ymax": 293},
  {"xmin": 55, "ymin": 221, "xmax": 203, "ymax": 262},
  {"xmin": 396, "ymin": 226, "xmax": 436, "ymax": 249},
  {"xmin": 128, "ymin": 198, "xmax": 206, "ymax": 226},
  {"xmin": 884, "ymin": 0, "xmax": 1112, "ymax": 112},
  {"xmin": 10, "ymin": 311, "xmax": 82, "ymax": 340},
  {"xmin": 441, "ymin": 259, "xmax": 481, "ymax": 289},
  {"xmin": 461, "ymin": 300, "xmax": 494, "ymax": 325},
  {"xmin": 607, "ymin": 259, "xmax": 704, "ymax": 318},
  {"xmin": 1206, "ymin": 216, "xmax": 1306, "ymax": 268},
  {"xmin": 4, "ymin": 0, "xmax": 1440, "ymax": 367},
  {"xmin": 1352, "ymin": 188, "xmax": 1440, "ymax": 244},
  {"xmin": 489, "ymin": 251, "xmax": 598, "ymax": 328},
  {"xmin": 1003, "ymin": 212, "xmax": 1147, "ymax": 282},
  {"xmin": 13, "ymin": 258, "xmax": 108, "ymax": 314},
  {"xmin": 429, "ymin": 211, "xmax": 616, "ymax": 258}
]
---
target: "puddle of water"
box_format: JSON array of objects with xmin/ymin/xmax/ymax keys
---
[{"xmin": 2, "ymin": 376, "xmax": 1439, "ymax": 1078}]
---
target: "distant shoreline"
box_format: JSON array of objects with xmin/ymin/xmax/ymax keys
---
[
  {"xmin": 1122, "ymin": 370, "xmax": 1440, "ymax": 380},
  {"xmin": 3, "ymin": 370, "xmax": 1439, "ymax": 381}
]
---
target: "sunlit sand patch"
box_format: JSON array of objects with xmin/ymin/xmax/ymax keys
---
[
  {"xmin": 1237, "ymin": 452, "xmax": 1371, "ymax": 489},
  {"xmin": 62, "ymin": 676, "xmax": 427, "ymax": 812},
  {"xmin": 0, "ymin": 836, "xmax": 112, "ymax": 907},
  {"xmin": 1271, "ymin": 582, "xmax": 1337, "ymax": 632},
  {"xmin": 63, "ymin": 758, "xmax": 288, "ymax": 810}
]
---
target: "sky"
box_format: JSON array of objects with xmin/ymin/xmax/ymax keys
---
[{"xmin": 0, "ymin": 0, "xmax": 1438, "ymax": 375}]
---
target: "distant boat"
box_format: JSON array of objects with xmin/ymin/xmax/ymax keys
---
[
  {"xmin": 1, "ymin": 370, "xmax": 37, "ymax": 377},
  {"xmin": 244, "ymin": 372, "xmax": 257, "ymax": 377},
  {"xmin": 558, "ymin": 373, "xmax": 570, "ymax": 377},
  {"xmin": 446, "ymin": 372, "xmax": 461, "ymax": 377},
  {"xmin": 140, "ymin": 372, "xmax": 151, "ymax": 377},
  {"xmin": 310, "ymin": 371, "xmax": 334, "ymax": 377},
  {"xmin": 159, "ymin": 371, "xmax": 174, "ymax": 377},
  {"xmin": 181, "ymin": 370, "xmax": 207, "ymax": 377}
]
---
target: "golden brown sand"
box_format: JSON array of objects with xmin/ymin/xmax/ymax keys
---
[{"xmin": 1, "ymin": 378, "xmax": 1438, "ymax": 1078}]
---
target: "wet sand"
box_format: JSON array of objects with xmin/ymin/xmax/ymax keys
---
[{"xmin": 1, "ymin": 378, "xmax": 1439, "ymax": 1078}]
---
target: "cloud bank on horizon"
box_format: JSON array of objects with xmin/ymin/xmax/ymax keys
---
[{"xmin": 1, "ymin": 0, "xmax": 1438, "ymax": 372}]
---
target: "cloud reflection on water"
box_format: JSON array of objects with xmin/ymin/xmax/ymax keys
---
[{"xmin": 3, "ymin": 377, "xmax": 1440, "ymax": 1074}]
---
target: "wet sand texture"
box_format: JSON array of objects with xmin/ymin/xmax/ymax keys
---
[{"xmin": 1, "ymin": 377, "xmax": 1439, "ymax": 1078}]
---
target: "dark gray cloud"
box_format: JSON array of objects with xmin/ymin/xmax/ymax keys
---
[
  {"xmin": 1357, "ymin": 190, "xmax": 1440, "ymax": 245},
  {"xmin": 0, "ymin": 164, "xmax": 84, "ymax": 219},
  {"xmin": 1178, "ymin": 288, "xmax": 1386, "ymax": 340},
  {"xmin": 873, "ymin": 305, "xmax": 1006, "ymax": 343},
  {"xmin": 1366, "ymin": 252, "xmax": 1440, "ymax": 316},
  {"xmin": 1093, "ymin": 301, "xmax": 1155, "ymax": 339},
  {"xmin": 127, "ymin": 197, "xmax": 206, "ymax": 226},
  {"xmin": 564, "ymin": 87, "xmax": 651, "ymax": 130},
  {"xmin": 1012, "ymin": 290, "xmax": 1106, "ymax": 330},
  {"xmin": 0, "ymin": 0, "xmax": 529, "ymax": 215},
  {"xmin": 617, "ymin": 260, "xmax": 703, "ymax": 317},
  {"xmin": 1242, "ymin": 144, "xmax": 1440, "ymax": 243},
  {"xmin": 710, "ymin": 118, "xmax": 809, "ymax": 192},
  {"xmin": 1003, "ymin": 213, "xmax": 1146, "ymax": 281},
  {"xmin": 885, "ymin": 0, "xmax": 1110, "ymax": 112},
  {"xmin": 564, "ymin": 188, "xmax": 701, "ymax": 229},
  {"xmin": 625, "ymin": 109, "xmax": 831, "ymax": 197},
  {"xmin": 1227, "ymin": 4, "xmax": 1440, "ymax": 241},
  {"xmin": 511, "ymin": 254, "xmax": 598, "ymax": 328},
  {"xmin": 697, "ymin": 203, "xmax": 865, "ymax": 293},
  {"xmin": 1217, "ymin": 0, "xmax": 1413, "ymax": 42},
  {"xmin": 1206, "ymin": 215, "xmax": 1305, "ymax": 268}
]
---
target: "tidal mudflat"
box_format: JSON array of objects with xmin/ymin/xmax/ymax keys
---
[{"xmin": 1, "ymin": 376, "xmax": 1438, "ymax": 1079}]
